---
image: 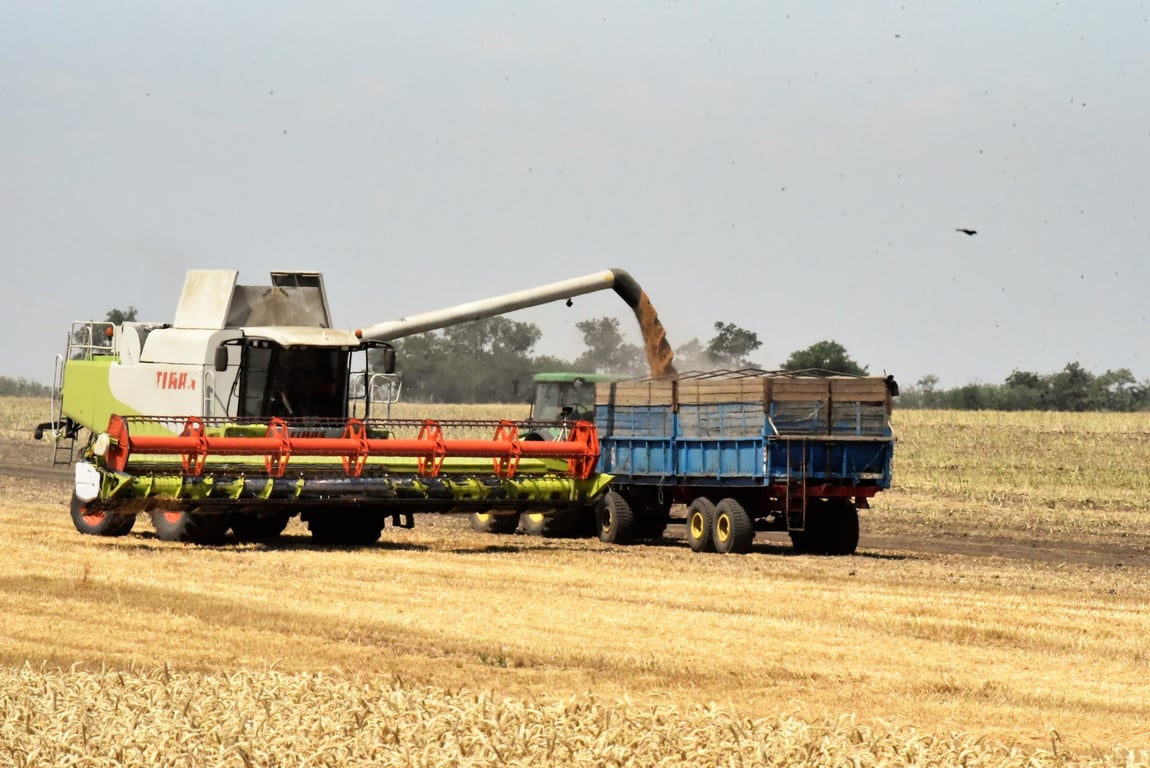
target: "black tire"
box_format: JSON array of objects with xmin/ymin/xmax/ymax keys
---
[
  {"xmin": 70, "ymin": 494, "xmax": 135, "ymax": 537},
  {"xmin": 713, "ymin": 498, "xmax": 754, "ymax": 554},
  {"xmin": 826, "ymin": 499, "xmax": 860, "ymax": 556},
  {"xmin": 521, "ymin": 509, "xmax": 578, "ymax": 538},
  {"xmin": 306, "ymin": 512, "xmax": 385, "ymax": 546},
  {"xmin": 789, "ymin": 499, "xmax": 859, "ymax": 556},
  {"xmin": 596, "ymin": 491, "xmax": 635, "ymax": 545},
  {"xmin": 230, "ymin": 512, "xmax": 290, "ymax": 542},
  {"xmin": 685, "ymin": 497, "xmax": 716, "ymax": 553},
  {"xmin": 633, "ymin": 504, "xmax": 670, "ymax": 541},
  {"xmin": 151, "ymin": 508, "xmax": 229, "ymax": 544},
  {"xmin": 470, "ymin": 511, "xmax": 519, "ymax": 534}
]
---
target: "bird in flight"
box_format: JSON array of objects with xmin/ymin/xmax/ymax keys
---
[{"xmin": 955, "ymin": 228, "xmax": 978, "ymax": 236}]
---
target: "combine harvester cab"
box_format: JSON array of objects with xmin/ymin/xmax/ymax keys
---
[
  {"xmin": 37, "ymin": 269, "xmax": 615, "ymax": 545},
  {"xmin": 591, "ymin": 370, "xmax": 898, "ymax": 555}
]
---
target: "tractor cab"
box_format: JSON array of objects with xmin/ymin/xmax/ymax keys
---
[{"xmin": 529, "ymin": 372, "xmax": 621, "ymax": 423}]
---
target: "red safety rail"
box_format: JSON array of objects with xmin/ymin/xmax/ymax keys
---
[{"xmin": 101, "ymin": 416, "xmax": 600, "ymax": 480}]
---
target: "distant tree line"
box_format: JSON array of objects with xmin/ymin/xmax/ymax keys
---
[
  {"xmin": 897, "ymin": 363, "xmax": 1150, "ymax": 412},
  {"xmin": 387, "ymin": 314, "xmax": 875, "ymax": 403},
  {"xmin": 0, "ymin": 377, "xmax": 51, "ymax": 397},
  {"xmin": 13, "ymin": 302, "xmax": 1144, "ymax": 412}
]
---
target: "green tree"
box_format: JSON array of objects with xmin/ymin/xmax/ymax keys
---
[
  {"xmin": 106, "ymin": 306, "xmax": 139, "ymax": 324},
  {"xmin": 389, "ymin": 317, "xmax": 544, "ymax": 402},
  {"xmin": 0, "ymin": 376, "xmax": 51, "ymax": 397},
  {"xmin": 1049, "ymin": 362, "xmax": 1093, "ymax": 412},
  {"xmin": 705, "ymin": 322, "xmax": 762, "ymax": 369},
  {"xmin": 573, "ymin": 317, "xmax": 644, "ymax": 375},
  {"xmin": 781, "ymin": 340, "xmax": 868, "ymax": 376}
]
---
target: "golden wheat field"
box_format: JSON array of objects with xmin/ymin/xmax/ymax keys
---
[{"xmin": 0, "ymin": 397, "xmax": 1148, "ymax": 766}]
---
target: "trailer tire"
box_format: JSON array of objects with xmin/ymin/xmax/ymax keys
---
[
  {"xmin": 685, "ymin": 498, "xmax": 716, "ymax": 553},
  {"xmin": 827, "ymin": 500, "xmax": 860, "ymax": 556},
  {"xmin": 597, "ymin": 491, "xmax": 635, "ymax": 545},
  {"xmin": 470, "ymin": 511, "xmax": 519, "ymax": 535},
  {"xmin": 789, "ymin": 499, "xmax": 859, "ymax": 556},
  {"xmin": 713, "ymin": 498, "xmax": 754, "ymax": 554},
  {"xmin": 230, "ymin": 512, "xmax": 290, "ymax": 542},
  {"xmin": 151, "ymin": 508, "xmax": 229, "ymax": 544},
  {"xmin": 70, "ymin": 494, "xmax": 135, "ymax": 537}
]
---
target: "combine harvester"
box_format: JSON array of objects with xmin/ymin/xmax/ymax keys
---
[{"xmin": 35, "ymin": 269, "xmax": 650, "ymax": 545}]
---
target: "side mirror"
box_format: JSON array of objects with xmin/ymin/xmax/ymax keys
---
[
  {"xmin": 214, "ymin": 345, "xmax": 229, "ymax": 372},
  {"xmin": 381, "ymin": 347, "xmax": 397, "ymax": 374}
]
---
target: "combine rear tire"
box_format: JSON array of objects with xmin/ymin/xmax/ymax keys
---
[
  {"xmin": 70, "ymin": 494, "xmax": 135, "ymax": 537},
  {"xmin": 151, "ymin": 508, "xmax": 229, "ymax": 544},
  {"xmin": 469, "ymin": 511, "xmax": 519, "ymax": 534},
  {"xmin": 596, "ymin": 491, "xmax": 635, "ymax": 545},
  {"xmin": 685, "ymin": 497, "xmax": 716, "ymax": 553},
  {"xmin": 713, "ymin": 498, "xmax": 754, "ymax": 554},
  {"xmin": 230, "ymin": 512, "xmax": 291, "ymax": 542}
]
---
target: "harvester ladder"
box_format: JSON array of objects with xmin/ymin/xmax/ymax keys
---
[
  {"xmin": 784, "ymin": 437, "xmax": 807, "ymax": 532},
  {"xmin": 48, "ymin": 353, "xmax": 75, "ymax": 466}
]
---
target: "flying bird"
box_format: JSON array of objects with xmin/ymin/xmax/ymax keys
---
[{"xmin": 955, "ymin": 228, "xmax": 978, "ymax": 236}]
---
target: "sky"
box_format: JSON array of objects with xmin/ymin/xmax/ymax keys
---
[{"xmin": 4, "ymin": 1, "xmax": 1149, "ymax": 390}]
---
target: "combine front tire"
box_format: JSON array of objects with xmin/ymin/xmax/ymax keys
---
[
  {"xmin": 70, "ymin": 495, "xmax": 135, "ymax": 537},
  {"xmin": 596, "ymin": 491, "xmax": 635, "ymax": 545},
  {"xmin": 685, "ymin": 497, "xmax": 716, "ymax": 553},
  {"xmin": 151, "ymin": 508, "xmax": 229, "ymax": 544},
  {"xmin": 713, "ymin": 498, "xmax": 754, "ymax": 554}
]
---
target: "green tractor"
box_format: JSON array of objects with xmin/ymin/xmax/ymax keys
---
[{"xmin": 471, "ymin": 372, "xmax": 624, "ymax": 538}]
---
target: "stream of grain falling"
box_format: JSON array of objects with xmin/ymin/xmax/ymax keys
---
[{"xmin": 633, "ymin": 291, "xmax": 677, "ymax": 377}]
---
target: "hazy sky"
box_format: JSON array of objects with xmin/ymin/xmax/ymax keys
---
[{"xmin": 4, "ymin": 2, "xmax": 1149, "ymax": 389}]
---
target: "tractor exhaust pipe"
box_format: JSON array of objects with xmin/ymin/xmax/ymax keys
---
[{"xmin": 356, "ymin": 268, "xmax": 642, "ymax": 342}]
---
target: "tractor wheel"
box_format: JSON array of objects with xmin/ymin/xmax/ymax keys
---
[
  {"xmin": 150, "ymin": 508, "xmax": 229, "ymax": 544},
  {"xmin": 469, "ymin": 511, "xmax": 519, "ymax": 534},
  {"xmin": 596, "ymin": 491, "xmax": 635, "ymax": 545},
  {"xmin": 306, "ymin": 512, "xmax": 385, "ymax": 546},
  {"xmin": 70, "ymin": 494, "xmax": 135, "ymax": 537},
  {"xmin": 522, "ymin": 509, "xmax": 582, "ymax": 538},
  {"xmin": 230, "ymin": 512, "xmax": 291, "ymax": 542},
  {"xmin": 713, "ymin": 498, "xmax": 754, "ymax": 554},
  {"xmin": 685, "ymin": 497, "xmax": 717, "ymax": 553}
]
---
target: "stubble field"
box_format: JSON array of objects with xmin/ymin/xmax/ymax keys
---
[{"xmin": 0, "ymin": 397, "xmax": 1147, "ymax": 766}]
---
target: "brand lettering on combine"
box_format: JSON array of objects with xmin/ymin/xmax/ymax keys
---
[{"xmin": 155, "ymin": 371, "xmax": 196, "ymax": 391}]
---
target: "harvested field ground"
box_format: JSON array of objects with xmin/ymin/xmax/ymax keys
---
[{"xmin": 0, "ymin": 398, "xmax": 1147, "ymax": 765}]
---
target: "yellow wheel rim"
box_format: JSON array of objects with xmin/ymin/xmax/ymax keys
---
[
  {"xmin": 716, "ymin": 513, "xmax": 730, "ymax": 543},
  {"xmin": 689, "ymin": 512, "xmax": 704, "ymax": 539}
]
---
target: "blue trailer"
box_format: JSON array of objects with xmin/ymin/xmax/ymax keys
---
[{"xmin": 590, "ymin": 370, "xmax": 897, "ymax": 555}]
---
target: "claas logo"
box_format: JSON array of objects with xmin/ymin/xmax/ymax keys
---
[{"xmin": 155, "ymin": 371, "xmax": 197, "ymax": 390}]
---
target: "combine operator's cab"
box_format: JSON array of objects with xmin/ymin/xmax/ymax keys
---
[{"xmin": 36, "ymin": 270, "xmax": 400, "ymax": 463}]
